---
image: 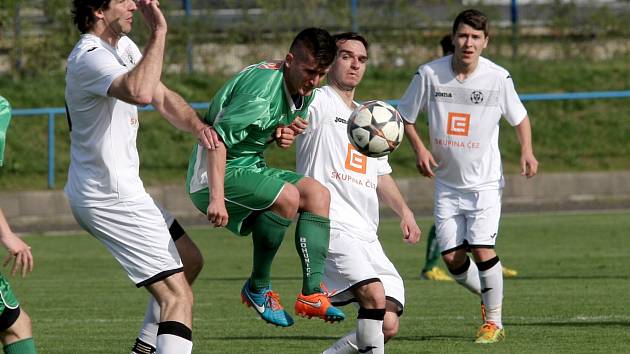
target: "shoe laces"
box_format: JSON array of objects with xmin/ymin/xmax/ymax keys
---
[
  {"xmin": 264, "ymin": 290, "xmax": 284, "ymax": 311},
  {"xmin": 480, "ymin": 321, "xmax": 499, "ymax": 332}
]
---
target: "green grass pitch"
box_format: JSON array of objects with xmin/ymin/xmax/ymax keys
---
[{"xmin": 11, "ymin": 211, "xmax": 630, "ymax": 353}]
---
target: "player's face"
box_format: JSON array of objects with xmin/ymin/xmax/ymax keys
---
[
  {"xmin": 452, "ymin": 23, "xmax": 488, "ymax": 67},
  {"xmin": 284, "ymin": 48, "xmax": 329, "ymax": 96},
  {"xmin": 329, "ymin": 39, "xmax": 368, "ymax": 91},
  {"xmin": 99, "ymin": 0, "xmax": 138, "ymax": 36}
]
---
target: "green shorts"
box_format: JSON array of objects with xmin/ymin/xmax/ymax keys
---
[
  {"xmin": 190, "ymin": 165, "xmax": 303, "ymax": 235},
  {"xmin": 0, "ymin": 273, "xmax": 19, "ymax": 313}
]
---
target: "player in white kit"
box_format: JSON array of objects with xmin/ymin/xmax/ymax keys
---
[
  {"xmin": 296, "ymin": 32, "xmax": 421, "ymax": 354},
  {"xmin": 65, "ymin": 1, "xmax": 217, "ymax": 353},
  {"xmin": 398, "ymin": 9, "xmax": 538, "ymax": 344}
]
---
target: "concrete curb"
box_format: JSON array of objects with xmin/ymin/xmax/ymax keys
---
[{"xmin": 2, "ymin": 171, "xmax": 629, "ymax": 233}]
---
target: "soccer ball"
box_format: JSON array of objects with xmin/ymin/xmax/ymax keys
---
[{"xmin": 347, "ymin": 100, "xmax": 404, "ymax": 157}]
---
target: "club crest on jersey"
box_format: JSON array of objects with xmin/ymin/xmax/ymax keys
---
[{"xmin": 471, "ymin": 91, "xmax": 484, "ymax": 104}]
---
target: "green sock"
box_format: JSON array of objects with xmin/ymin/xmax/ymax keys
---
[
  {"xmin": 295, "ymin": 211, "xmax": 330, "ymax": 295},
  {"xmin": 249, "ymin": 211, "xmax": 291, "ymax": 292},
  {"xmin": 422, "ymin": 225, "xmax": 440, "ymax": 272},
  {"xmin": 4, "ymin": 338, "xmax": 36, "ymax": 354}
]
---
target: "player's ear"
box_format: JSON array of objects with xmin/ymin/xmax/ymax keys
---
[
  {"xmin": 285, "ymin": 52, "xmax": 294, "ymax": 68},
  {"xmin": 93, "ymin": 7, "xmax": 105, "ymax": 20}
]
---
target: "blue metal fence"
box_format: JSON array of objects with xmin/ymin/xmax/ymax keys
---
[{"xmin": 11, "ymin": 90, "xmax": 630, "ymax": 189}]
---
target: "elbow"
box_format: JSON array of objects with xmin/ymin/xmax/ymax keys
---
[{"xmin": 132, "ymin": 92, "xmax": 154, "ymax": 106}]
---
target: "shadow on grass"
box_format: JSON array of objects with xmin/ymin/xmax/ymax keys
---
[
  {"xmin": 510, "ymin": 321, "xmax": 630, "ymax": 327},
  {"xmin": 393, "ymin": 335, "xmax": 471, "ymax": 342},
  {"xmin": 198, "ymin": 276, "xmax": 302, "ymax": 282},
  {"xmin": 508, "ymin": 275, "xmax": 630, "ymax": 280},
  {"xmin": 202, "ymin": 335, "xmax": 343, "ymax": 341},
  {"xmin": 203, "ymin": 335, "xmax": 471, "ymax": 342}
]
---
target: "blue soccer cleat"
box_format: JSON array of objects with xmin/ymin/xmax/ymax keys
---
[{"xmin": 240, "ymin": 280, "xmax": 294, "ymax": 327}]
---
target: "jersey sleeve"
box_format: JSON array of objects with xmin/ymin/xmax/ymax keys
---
[
  {"xmin": 76, "ymin": 47, "xmax": 128, "ymax": 98},
  {"xmin": 397, "ymin": 66, "xmax": 428, "ymax": 124},
  {"xmin": 210, "ymin": 93, "xmax": 270, "ymax": 148},
  {"xmin": 500, "ymin": 73, "xmax": 527, "ymax": 126},
  {"xmin": 376, "ymin": 155, "xmax": 392, "ymax": 176}
]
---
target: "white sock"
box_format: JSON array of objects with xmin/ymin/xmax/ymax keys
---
[
  {"xmin": 451, "ymin": 257, "xmax": 482, "ymax": 296},
  {"xmin": 156, "ymin": 321, "xmax": 192, "ymax": 354},
  {"xmin": 156, "ymin": 334, "xmax": 192, "ymax": 354},
  {"xmin": 136, "ymin": 297, "xmax": 160, "ymax": 349},
  {"xmin": 322, "ymin": 331, "xmax": 358, "ymax": 354},
  {"xmin": 356, "ymin": 318, "xmax": 384, "ymax": 354},
  {"xmin": 479, "ymin": 259, "xmax": 503, "ymax": 327}
]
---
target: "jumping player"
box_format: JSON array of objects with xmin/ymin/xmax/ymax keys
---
[{"xmin": 186, "ymin": 28, "xmax": 345, "ymax": 327}]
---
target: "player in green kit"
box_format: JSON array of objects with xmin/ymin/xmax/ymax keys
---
[
  {"xmin": 187, "ymin": 28, "xmax": 345, "ymax": 327},
  {"xmin": 0, "ymin": 97, "xmax": 37, "ymax": 354}
]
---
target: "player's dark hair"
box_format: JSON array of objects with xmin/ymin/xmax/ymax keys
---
[
  {"xmin": 333, "ymin": 32, "xmax": 369, "ymax": 51},
  {"xmin": 72, "ymin": 0, "xmax": 111, "ymax": 34},
  {"xmin": 440, "ymin": 34, "xmax": 454, "ymax": 56},
  {"xmin": 452, "ymin": 9, "xmax": 489, "ymax": 37},
  {"xmin": 289, "ymin": 27, "xmax": 337, "ymax": 67}
]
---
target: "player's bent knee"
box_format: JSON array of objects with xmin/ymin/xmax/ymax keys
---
[
  {"xmin": 442, "ymin": 249, "xmax": 467, "ymax": 270},
  {"xmin": 0, "ymin": 308, "xmax": 33, "ymax": 343},
  {"xmin": 298, "ymin": 177, "xmax": 330, "ymax": 212},
  {"xmin": 272, "ymin": 183, "xmax": 300, "ymax": 217}
]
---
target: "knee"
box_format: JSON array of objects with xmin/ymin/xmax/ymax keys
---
[
  {"xmin": 272, "ymin": 183, "xmax": 300, "ymax": 218},
  {"xmin": 442, "ymin": 250, "xmax": 467, "ymax": 271},
  {"xmin": 299, "ymin": 178, "xmax": 330, "ymax": 213},
  {"xmin": 0, "ymin": 309, "xmax": 33, "ymax": 343}
]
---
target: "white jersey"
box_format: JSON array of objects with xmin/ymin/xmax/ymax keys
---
[
  {"xmin": 65, "ymin": 34, "xmax": 146, "ymax": 206},
  {"xmin": 296, "ymin": 86, "xmax": 392, "ymax": 242},
  {"xmin": 398, "ymin": 55, "xmax": 527, "ymax": 192}
]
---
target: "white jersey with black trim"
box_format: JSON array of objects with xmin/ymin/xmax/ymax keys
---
[
  {"xmin": 398, "ymin": 55, "xmax": 527, "ymax": 192},
  {"xmin": 296, "ymin": 85, "xmax": 392, "ymax": 242},
  {"xmin": 65, "ymin": 34, "xmax": 146, "ymax": 206}
]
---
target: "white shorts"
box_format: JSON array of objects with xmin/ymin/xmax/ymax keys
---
[
  {"xmin": 324, "ymin": 230, "xmax": 405, "ymax": 314},
  {"xmin": 434, "ymin": 185, "xmax": 502, "ymax": 253},
  {"xmin": 70, "ymin": 195, "xmax": 183, "ymax": 287}
]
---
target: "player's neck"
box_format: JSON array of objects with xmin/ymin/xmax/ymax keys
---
[
  {"xmin": 89, "ymin": 24, "xmax": 122, "ymax": 48},
  {"xmin": 451, "ymin": 57, "xmax": 479, "ymax": 81},
  {"xmin": 331, "ymin": 84, "xmax": 356, "ymax": 110}
]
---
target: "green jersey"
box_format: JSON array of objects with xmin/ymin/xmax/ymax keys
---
[
  {"xmin": 207, "ymin": 60, "xmax": 314, "ymax": 167},
  {"xmin": 188, "ymin": 61, "xmax": 315, "ymax": 195},
  {"xmin": 0, "ymin": 96, "xmax": 11, "ymax": 166}
]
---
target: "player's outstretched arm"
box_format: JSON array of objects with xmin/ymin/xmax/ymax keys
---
[
  {"xmin": 514, "ymin": 116, "xmax": 539, "ymax": 178},
  {"xmin": 0, "ymin": 209, "xmax": 33, "ymax": 277},
  {"xmin": 403, "ymin": 122, "xmax": 436, "ymax": 178},
  {"xmin": 152, "ymin": 83, "xmax": 219, "ymax": 150},
  {"xmin": 206, "ymin": 141, "xmax": 228, "ymax": 227},
  {"xmin": 376, "ymin": 175, "xmax": 421, "ymax": 244}
]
